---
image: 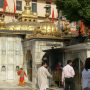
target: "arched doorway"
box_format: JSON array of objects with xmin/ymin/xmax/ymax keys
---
[
  {"xmin": 26, "ymin": 50, "xmax": 32, "ymax": 81},
  {"xmin": 42, "ymin": 48, "xmax": 64, "ymax": 87}
]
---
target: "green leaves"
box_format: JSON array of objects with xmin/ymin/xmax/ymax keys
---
[{"xmin": 55, "ymin": 0, "xmax": 90, "ymax": 26}]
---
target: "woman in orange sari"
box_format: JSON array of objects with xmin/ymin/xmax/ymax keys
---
[{"xmin": 17, "ymin": 68, "xmax": 27, "ymax": 86}]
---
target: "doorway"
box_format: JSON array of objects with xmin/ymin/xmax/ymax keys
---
[
  {"xmin": 42, "ymin": 48, "xmax": 64, "ymax": 87},
  {"xmin": 26, "ymin": 50, "xmax": 32, "ymax": 81}
]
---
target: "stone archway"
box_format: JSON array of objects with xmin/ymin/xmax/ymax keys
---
[{"xmin": 26, "ymin": 50, "xmax": 32, "ymax": 81}]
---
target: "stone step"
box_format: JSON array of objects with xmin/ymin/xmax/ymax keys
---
[
  {"xmin": 0, "ymin": 87, "xmax": 63, "ymax": 90},
  {"xmin": 0, "ymin": 82, "xmax": 38, "ymax": 90},
  {"xmin": 0, "ymin": 82, "xmax": 63, "ymax": 90},
  {"xmin": 0, "ymin": 88, "xmax": 30, "ymax": 90},
  {"xmin": 49, "ymin": 87, "xmax": 63, "ymax": 90},
  {"xmin": 0, "ymin": 87, "xmax": 38, "ymax": 90}
]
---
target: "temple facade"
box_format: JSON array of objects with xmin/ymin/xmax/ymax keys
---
[
  {"xmin": 0, "ymin": 0, "xmax": 57, "ymax": 23},
  {"xmin": 0, "ymin": 0, "xmax": 90, "ymax": 90},
  {"xmin": 0, "ymin": 0, "xmax": 61, "ymax": 86}
]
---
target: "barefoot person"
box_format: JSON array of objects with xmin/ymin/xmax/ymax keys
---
[{"xmin": 17, "ymin": 68, "xmax": 27, "ymax": 86}]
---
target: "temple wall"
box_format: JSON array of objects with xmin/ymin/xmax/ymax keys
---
[
  {"xmin": 0, "ymin": 0, "xmax": 57, "ymax": 23},
  {"xmin": 64, "ymin": 44, "xmax": 89, "ymax": 90},
  {"xmin": 87, "ymin": 50, "xmax": 90, "ymax": 58},
  {"xmin": 24, "ymin": 39, "xmax": 63, "ymax": 87},
  {"xmin": 64, "ymin": 43, "xmax": 90, "ymax": 64},
  {"xmin": 64, "ymin": 50, "xmax": 87, "ymax": 64},
  {"xmin": 87, "ymin": 43, "xmax": 90, "ymax": 58},
  {"xmin": 37, "ymin": 3, "xmax": 57, "ymax": 18},
  {"xmin": 0, "ymin": 36, "xmax": 23, "ymax": 82},
  {"xmin": 33, "ymin": 40, "xmax": 63, "ymax": 87}
]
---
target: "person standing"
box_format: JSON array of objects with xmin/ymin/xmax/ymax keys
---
[
  {"xmin": 62, "ymin": 60, "xmax": 75, "ymax": 90},
  {"xmin": 82, "ymin": 58, "xmax": 90, "ymax": 90},
  {"xmin": 17, "ymin": 68, "xmax": 27, "ymax": 86},
  {"xmin": 37, "ymin": 60, "xmax": 52, "ymax": 90},
  {"xmin": 53, "ymin": 63, "xmax": 62, "ymax": 87}
]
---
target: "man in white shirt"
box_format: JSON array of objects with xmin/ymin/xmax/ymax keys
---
[
  {"xmin": 62, "ymin": 60, "xmax": 75, "ymax": 90},
  {"xmin": 37, "ymin": 60, "xmax": 52, "ymax": 90}
]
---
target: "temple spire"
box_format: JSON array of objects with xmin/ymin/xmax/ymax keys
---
[
  {"xmin": 0, "ymin": 14, "xmax": 5, "ymax": 29},
  {"xmin": 18, "ymin": 0, "xmax": 37, "ymax": 22}
]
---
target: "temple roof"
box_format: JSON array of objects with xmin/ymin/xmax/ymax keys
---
[{"xmin": 0, "ymin": 0, "xmax": 61, "ymax": 39}]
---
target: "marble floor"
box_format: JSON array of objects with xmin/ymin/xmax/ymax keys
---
[
  {"xmin": 0, "ymin": 82, "xmax": 36, "ymax": 90},
  {"xmin": 0, "ymin": 81, "xmax": 64, "ymax": 90}
]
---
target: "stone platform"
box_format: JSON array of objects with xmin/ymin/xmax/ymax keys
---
[
  {"xmin": 0, "ymin": 81, "xmax": 63, "ymax": 90},
  {"xmin": 0, "ymin": 82, "xmax": 37, "ymax": 90},
  {"xmin": 49, "ymin": 87, "xmax": 63, "ymax": 90}
]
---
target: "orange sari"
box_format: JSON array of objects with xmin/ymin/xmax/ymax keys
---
[{"xmin": 17, "ymin": 69, "xmax": 27, "ymax": 86}]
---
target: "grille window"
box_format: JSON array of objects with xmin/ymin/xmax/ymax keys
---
[
  {"xmin": 16, "ymin": 1, "xmax": 22, "ymax": 11},
  {"xmin": 0, "ymin": 0, "xmax": 4, "ymax": 8},
  {"xmin": 32, "ymin": 2, "xmax": 37, "ymax": 13}
]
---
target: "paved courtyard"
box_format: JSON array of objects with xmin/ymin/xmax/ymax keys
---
[
  {"xmin": 0, "ymin": 82, "xmax": 36, "ymax": 90},
  {"xmin": 0, "ymin": 82, "xmax": 63, "ymax": 90}
]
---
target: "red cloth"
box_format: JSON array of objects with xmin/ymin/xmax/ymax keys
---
[
  {"xmin": 14, "ymin": 0, "xmax": 16, "ymax": 14},
  {"xmin": 3, "ymin": 0, "xmax": 8, "ymax": 12},
  {"xmin": 17, "ymin": 69, "xmax": 26, "ymax": 82},
  {"xmin": 80, "ymin": 21, "xmax": 85, "ymax": 34},
  {"xmin": 52, "ymin": 9, "xmax": 54, "ymax": 23},
  {"xmin": 20, "ymin": 77, "xmax": 24, "ymax": 82},
  {"xmin": 56, "ymin": 64, "xmax": 61, "ymax": 70},
  {"xmin": 50, "ymin": 0, "xmax": 52, "ymax": 4}
]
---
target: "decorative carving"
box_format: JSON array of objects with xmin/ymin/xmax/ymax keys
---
[
  {"xmin": 16, "ymin": 66, "xmax": 20, "ymax": 71},
  {"xmin": 0, "ymin": 0, "xmax": 61, "ymax": 39},
  {"xmin": 1, "ymin": 65, "xmax": 6, "ymax": 71}
]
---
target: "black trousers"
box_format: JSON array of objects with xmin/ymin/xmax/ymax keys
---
[{"xmin": 64, "ymin": 77, "xmax": 75, "ymax": 90}]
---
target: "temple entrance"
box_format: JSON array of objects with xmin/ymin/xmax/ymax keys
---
[
  {"xmin": 26, "ymin": 50, "xmax": 32, "ymax": 81},
  {"xmin": 42, "ymin": 48, "xmax": 84, "ymax": 89},
  {"xmin": 42, "ymin": 48, "xmax": 64, "ymax": 88}
]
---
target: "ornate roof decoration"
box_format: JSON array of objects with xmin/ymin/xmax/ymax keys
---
[
  {"xmin": 0, "ymin": 14, "xmax": 6, "ymax": 30},
  {"xmin": 6, "ymin": 0, "xmax": 38, "ymax": 31},
  {"xmin": 0, "ymin": 0, "xmax": 61, "ymax": 39},
  {"xmin": 18, "ymin": 0, "xmax": 37, "ymax": 22},
  {"xmin": 26, "ymin": 5, "xmax": 61, "ymax": 39},
  {"xmin": 38, "ymin": 5, "xmax": 61, "ymax": 37}
]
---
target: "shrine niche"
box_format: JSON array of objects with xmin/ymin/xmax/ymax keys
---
[{"xmin": 26, "ymin": 50, "xmax": 32, "ymax": 81}]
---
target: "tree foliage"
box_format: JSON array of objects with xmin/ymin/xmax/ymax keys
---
[{"xmin": 55, "ymin": 0, "xmax": 90, "ymax": 27}]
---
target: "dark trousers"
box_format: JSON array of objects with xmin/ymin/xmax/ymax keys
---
[{"xmin": 64, "ymin": 77, "xmax": 75, "ymax": 90}]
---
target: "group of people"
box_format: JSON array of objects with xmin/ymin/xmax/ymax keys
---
[
  {"xmin": 37, "ymin": 58, "xmax": 90, "ymax": 90},
  {"xmin": 16, "ymin": 58, "xmax": 90, "ymax": 90},
  {"xmin": 37, "ymin": 60, "xmax": 75, "ymax": 90}
]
